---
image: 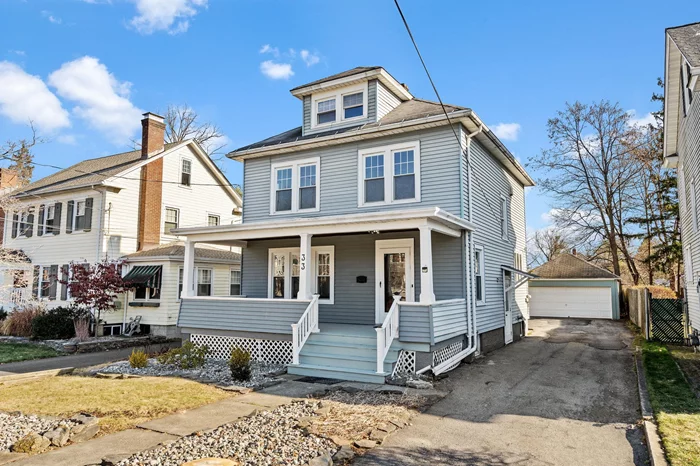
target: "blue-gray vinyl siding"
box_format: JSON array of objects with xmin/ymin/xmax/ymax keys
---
[
  {"xmin": 529, "ymin": 279, "xmax": 621, "ymax": 319},
  {"xmin": 399, "ymin": 304, "xmax": 431, "ymax": 343},
  {"xmin": 302, "ymin": 80, "xmax": 379, "ymax": 137},
  {"xmin": 178, "ymin": 298, "xmax": 309, "ymax": 334},
  {"xmin": 240, "ymin": 230, "xmax": 464, "ymax": 325},
  {"xmin": 398, "ymin": 299, "xmax": 468, "ymax": 344},
  {"xmin": 242, "ymin": 126, "xmax": 462, "ymax": 223}
]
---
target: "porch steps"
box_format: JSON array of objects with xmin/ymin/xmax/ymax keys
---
[{"xmin": 287, "ymin": 325, "xmax": 400, "ymax": 384}]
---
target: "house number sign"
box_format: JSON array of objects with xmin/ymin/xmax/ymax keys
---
[{"xmin": 300, "ymin": 253, "xmax": 306, "ymax": 271}]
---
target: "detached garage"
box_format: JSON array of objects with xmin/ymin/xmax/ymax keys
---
[{"xmin": 528, "ymin": 253, "xmax": 621, "ymax": 320}]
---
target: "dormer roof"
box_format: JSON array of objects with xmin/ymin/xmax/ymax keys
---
[{"xmin": 289, "ymin": 66, "xmax": 413, "ymax": 101}]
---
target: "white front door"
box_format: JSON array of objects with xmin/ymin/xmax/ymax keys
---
[
  {"xmin": 504, "ymin": 271, "xmax": 514, "ymax": 344},
  {"xmin": 375, "ymin": 239, "xmax": 415, "ymax": 324}
]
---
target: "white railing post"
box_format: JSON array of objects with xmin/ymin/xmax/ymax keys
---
[
  {"xmin": 376, "ymin": 295, "xmax": 401, "ymax": 374},
  {"xmin": 291, "ymin": 323, "xmax": 300, "ymax": 364},
  {"xmin": 290, "ymin": 294, "xmax": 320, "ymax": 366},
  {"xmin": 375, "ymin": 327, "xmax": 385, "ymax": 374}
]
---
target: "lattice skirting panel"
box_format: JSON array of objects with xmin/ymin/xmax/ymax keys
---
[
  {"xmin": 432, "ymin": 340, "xmax": 465, "ymax": 372},
  {"xmin": 391, "ymin": 350, "xmax": 416, "ymax": 377},
  {"xmin": 190, "ymin": 334, "xmax": 292, "ymax": 365}
]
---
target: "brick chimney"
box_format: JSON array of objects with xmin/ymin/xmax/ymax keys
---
[
  {"xmin": 137, "ymin": 112, "xmax": 166, "ymax": 251},
  {"xmin": 0, "ymin": 168, "xmax": 22, "ymax": 247}
]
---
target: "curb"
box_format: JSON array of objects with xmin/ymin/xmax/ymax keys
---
[{"xmin": 635, "ymin": 351, "xmax": 669, "ymax": 466}]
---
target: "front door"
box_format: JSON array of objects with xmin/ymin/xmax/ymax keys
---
[
  {"xmin": 504, "ymin": 271, "xmax": 514, "ymax": 344},
  {"xmin": 375, "ymin": 239, "xmax": 415, "ymax": 324}
]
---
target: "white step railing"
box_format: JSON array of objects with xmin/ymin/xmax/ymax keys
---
[
  {"xmin": 291, "ymin": 294, "xmax": 320, "ymax": 365},
  {"xmin": 376, "ymin": 295, "xmax": 401, "ymax": 373}
]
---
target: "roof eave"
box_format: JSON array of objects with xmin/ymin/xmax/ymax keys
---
[{"xmin": 290, "ymin": 68, "xmax": 413, "ymax": 102}]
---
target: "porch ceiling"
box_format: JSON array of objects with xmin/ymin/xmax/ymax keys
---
[{"xmin": 172, "ymin": 207, "xmax": 474, "ymax": 246}]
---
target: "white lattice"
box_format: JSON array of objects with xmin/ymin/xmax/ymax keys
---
[
  {"xmin": 432, "ymin": 340, "xmax": 465, "ymax": 372},
  {"xmin": 190, "ymin": 334, "xmax": 292, "ymax": 365},
  {"xmin": 391, "ymin": 350, "xmax": 416, "ymax": 377}
]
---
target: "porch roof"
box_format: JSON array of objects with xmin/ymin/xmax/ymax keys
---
[{"xmin": 171, "ymin": 207, "xmax": 474, "ymax": 246}]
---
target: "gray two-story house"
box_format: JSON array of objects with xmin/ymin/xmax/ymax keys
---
[{"xmin": 174, "ymin": 67, "xmax": 534, "ymax": 383}]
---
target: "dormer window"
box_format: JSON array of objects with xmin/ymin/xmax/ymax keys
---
[
  {"xmin": 343, "ymin": 92, "xmax": 363, "ymax": 119},
  {"xmin": 317, "ymin": 99, "xmax": 336, "ymax": 125}
]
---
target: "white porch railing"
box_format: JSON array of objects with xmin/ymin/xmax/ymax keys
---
[
  {"xmin": 291, "ymin": 294, "xmax": 320, "ymax": 365},
  {"xmin": 376, "ymin": 295, "xmax": 401, "ymax": 373}
]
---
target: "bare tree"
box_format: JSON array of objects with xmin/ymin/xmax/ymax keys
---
[
  {"xmin": 529, "ymin": 101, "xmax": 644, "ymax": 283},
  {"xmin": 163, "ymin": 105, "xmax": 227, "ymax": 157},
  {"xmin": 527, "ymin": 229, "xmax": 570, "ymax": 267}
]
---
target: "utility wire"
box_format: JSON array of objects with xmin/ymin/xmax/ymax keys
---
[{"xmin": 392, "ymin": 0, "xmax": 500, "ymax": 223}]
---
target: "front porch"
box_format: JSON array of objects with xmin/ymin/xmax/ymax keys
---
[{"xmin": 175, "ymin": 208, "xmax": 478, "ymax": 382}]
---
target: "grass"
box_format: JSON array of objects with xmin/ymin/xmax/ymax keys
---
[
  {"xmin": 0, "ymin": 376, "xmax": 234, "ymax": 434},
  {"xmin": 0, "ymin": 342, "xmax": 60, "ymax": 364},
  {"xmin": 641, "ymin": 340, "xmax": 700, "ymax": 466}
]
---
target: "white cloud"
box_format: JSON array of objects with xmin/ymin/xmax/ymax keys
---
[
  {"xmin": 491, "ymin": 122, "xmax": 521, "ymax": 141},
  {"xmin": 9, "ymin": 50, "xmax": 26, "ymax": 56},
  {"xmin": 260, "ymin": 60, "xmax": 294, "ymax": 80},
  {"xmin": 129, "ymin": 0, "xmax": 207, "ymax": 35},
  {"xmin": 48, "ymin": 56, "xmax": 143, "ymax": 143},
  {"xmin": 41, "ymin": 10, "xmax": 62, "ymax": 24},
  {"xmin": 627, "ymin": 110, "xmax": 655, "ymax": 128},
  {"xmin": 0, "ymin": 61, "xmax": 70, "ymax": 132},
  {"xmin": 259, "ymin": 44, "xmax": 280, "ymax": 57},
  {"xmin": 300, "ymin": 50, "xmax": 320, "ymax": 67},
  {"xmin": 57, "ymin": 134, "xmax": 78, "ymax": 145}
]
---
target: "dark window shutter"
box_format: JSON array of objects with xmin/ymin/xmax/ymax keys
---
[
  {"xmin": 48, "ymin": 265, "xmax": 58, "ymax": 300},
  {"xmin": 53, "ymin": 203, "xmax": 62, "ymax": 235},
  {"xmin": 11, "ymin": 213, "xmax": 18, "ymax": 239},
  {"xmin": 83, "ymin": 198, "xmax": 93, "ymax": 232},
  {"xmin": 60, "ymin": 264, "xmax": 69, "ymax": 300},
  {"xmin": 66, "ymin": 201, "xmax": 74, "ymax": 234},
  {"xmin": 25, "ymin": 211, "xmax": 34, "ymax": 238},
  {"xmin": 37, "ymin": 205, "xmax": 45, "ymax": 237},
  {"xmin": 32, "ymin": 265, "xmax": 40, "ymax": 298}
]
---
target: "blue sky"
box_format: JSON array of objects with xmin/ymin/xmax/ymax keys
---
[{"xmin": 0, "ymin": 0, "xmax": 697, "ymax": 233}]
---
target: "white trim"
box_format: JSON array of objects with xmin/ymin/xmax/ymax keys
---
[
  {"xmin": 310, "ymin": 82, "xmax": 368, "ymax": 130},
  {"xmin": 196, "ymin": 266, "xmax": 213, "ymax": 297},
  {"xmin": 375, "ymin": 238, "xmax": 415, "ymax": 323},
  {"xmin": 530, "ymin": 278, "xmax": 621, "ymax": 282},
  {"xmin": 474, "ymin": 245, "xmax": 485, "ymax": 306},
  {"xmin": 70, "ymin": 197, "xmax": 89, "ymax": 234},
  {"xmin": 179, "ymin": 156, "xmax": 193, "ymax": 188},
  {"xmin": 692, "ymin": 178, "xmax": 698, "ymax": 232},
  {"xmin": 291, "ymin": 68, "xmax": 413, "ymax": 102},
  {"xmin": 229, "ymin": 267, "xmax": 241, "ymax": 296},
  {"xmin": 163, "ymin": 206, "xmax": 180, "ymax": 237},
  {"xmin": 269, "ymin": 157, "xmax": 320, "ymax": 215},
  {"xmin": 358, "ymin": 141, "xmax": 421, "ymax": 208},
  {"xmin": 182, "ymin": 296, "xmax": 311, "ymax": 303},
  {"xmin": 206, "ymin": 213, "xmax": 221, "ymax": 227},
  {"xmin": 267, "ymin": 246, "xmax": 335, "ymax": 304}
]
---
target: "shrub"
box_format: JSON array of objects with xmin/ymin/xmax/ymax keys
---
[
  {"xmin": 129, "ymin": 349, "xmax": 148, "ymax": 368},
  {"xmin": 31, "ymin": 307, "xmax": 75, "ymax": 340},
  {"xmin": 229, "ymin": 347, "xmax": 252, "ymax": 381},
  {"xmin": 1, "ymin": 305, "xmax": 44, "ymax": 337},
  {"xmin": 626, "ymin": 285, "xmax": 678, "ymax": 300},
  {"xmin": 0, "ymin": 307, "xmax": 7, "ymax": 322},
  {"xmin": 157, "ymin": 342, "xmax": 209, "ymax": 369}
]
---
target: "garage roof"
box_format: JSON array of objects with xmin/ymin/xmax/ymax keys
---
[{"xmin": 529, "ymin": 253, "xmax": 620, "ymax": 280}]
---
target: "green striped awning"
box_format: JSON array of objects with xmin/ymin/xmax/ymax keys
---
[{"xmin": 123, "ymin": 265, "xmax": 162, "ymax": 288}]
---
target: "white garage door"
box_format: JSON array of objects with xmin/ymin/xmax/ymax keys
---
[{"xmin": 529, "ymin": 286, "xmax": 613, "ymax": 319}]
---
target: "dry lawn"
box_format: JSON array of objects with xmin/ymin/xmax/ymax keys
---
[{"xmin": 0, "ymin": 375, "xmax": 233, "ymax": 434}]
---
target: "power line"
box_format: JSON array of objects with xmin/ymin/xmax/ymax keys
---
[{"xmin": 392, "ymin": 0, "xmax": 500, "ymax": 223}]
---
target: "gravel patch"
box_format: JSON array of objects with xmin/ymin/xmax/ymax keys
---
[
  {"xmin": 117, "ymin": 401, "xmax": 335, "ymax": 466},
  {"xmin": 0, "ymin": 412, "xmax": 78, "ymax": 452},
  {"xmin": 99, "ymin": 358, "xmax": 285, "ymax": 388}
]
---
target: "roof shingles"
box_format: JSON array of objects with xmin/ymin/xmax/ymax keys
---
[
  {"xmin": 124, "ymin": 242, "xmax": 241, "ymax": 262},
  {"xmin": 529, "ymin": 253, "xmax": 619, "ymax": 280},
  {"xmin": 668, "ymin": 22, "xmax": 700, "ymax": 67}
]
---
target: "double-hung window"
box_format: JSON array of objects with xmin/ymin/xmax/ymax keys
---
[
  {"xmin": 197, "ymin": 268, "xmax": 212, "ymax": 296},
  {"xmin": 207, "ymin": 214, "xmax": 220, "ymax": 226},
  {"xmin": 359, "ymin": 141, "xmax": 420, "ymax": 206},
  {"xmin": 74, "ymin": 201, "xmax": 87, "ymax": 231},
  {"xmin": 311, "ymin": 83, "xmax": 367, "ymax": 129},
  {"xmin": 268, "ymin": 246, "xmax": 334, "ymax": 303},
  {"xmin": 181, "ymin": 159, "xmax": 192, "ymax": 187},
  {"xmin": 44, "ymin": 204, "xmax": 55, "ymax": 235},
  {"xmin": 230, "ymin": 269, "xmax": 241, "ymax": 296},
  {"xmin": 474, "ymin": 246, "xmax": 485, "ymax": 305},
  {"xmin": 316, "ymin": 99, "xmax": 336, "ymax": 125},
  {"xmin": 270, "ymin": 158, "xmax": 320, "ymax": 214},
  {"xmin": 343, "ymin": 92, "xmax": 363, "ymax": 119},
  {"xmin": 164, "ymin": 208, "xmax": 179, "ymax": 234}
]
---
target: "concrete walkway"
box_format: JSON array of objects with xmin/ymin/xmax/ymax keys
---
[
  {"xmin": 0, "ymin": 342, "xmax": 180, "ymax": 376},
  {"xmin": 356, "ymin": 319, "xmax": 649, "ymax": 466}
]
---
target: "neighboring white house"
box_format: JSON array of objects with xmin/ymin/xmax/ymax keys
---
[
  {"xmin": 172, "ymin": 66, "xmax": 534, "ymax": 383},
  {"xmin": 663, "ymin": 22, "xmax": 700, "ymax": 334},
  {"xmin": 0, "ymin": 112, "xmax": 242, "ymax": 337}
]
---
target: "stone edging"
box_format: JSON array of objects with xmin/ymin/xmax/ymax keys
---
[{"xmin": 635, "ymin": 350, "xmax": 669, "ymax": 466}]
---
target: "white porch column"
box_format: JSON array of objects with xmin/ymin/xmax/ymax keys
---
[
  {"xmin": 182, "ymin": 240, "xmax": 196, "ymax": 298},
  {"xmin": 419, "ymin": 226, "xmax": 435, "ymax": 304},
  {"xmin": 297, "ymin": 233, "xmax": 313, "ymax": 299}
]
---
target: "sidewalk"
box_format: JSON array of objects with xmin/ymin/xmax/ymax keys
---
[
  {"xmin": 0, "ymin": 342, "xmax": 180, "ymax": 377},
  {"xmin": 7, "ymin": 380, "xmax": 327, "ymax": 466}
]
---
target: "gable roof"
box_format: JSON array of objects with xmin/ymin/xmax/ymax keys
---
[
  {"xmin": 124, "ymin": 241, "xmax": 241, "ymax": 263},
  {"xmin": 529, "ymin": 253, "xmax": 620, "ymax": 280},
  {"xmin": 290, "ymin": 66, "xmax": 382, "ymax": 92},
  {"xmin": 668, "ymin": 22, "xmax": 700, "ymax": 67}
]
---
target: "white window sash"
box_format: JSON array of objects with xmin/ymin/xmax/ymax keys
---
[
  {"xmin": 310, "ymin": 82, "xmax": 368, "ymax": 129},
  {"xmin": 267, "ymin": 246, "xmax": 334, "ymax": 303},
  {"xmin": 358, "ymin": 141, "xmax": 421, "ymax": 207},
  {"xmin": 269, "ymin": 158, "xmax": 320, "ymax": 215},
  {"xmin": 475, "ymin": 246, "xmax": 486, "ymax": 305}
]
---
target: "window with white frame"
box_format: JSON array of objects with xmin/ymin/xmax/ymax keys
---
[
  {"xmin": 74, "ymin": 200, "xmax": 87, "ymax": 231},
  {"xmin": 178, "ymin": 267, "xmax": 184, "ymax": 298},
  {"xmin": 359, "ymin": 141, "xmax": 420, "ymax": 206},
  {"xmin": 164, "ymin": 208, "xmax": 179, "ymax": 234},
  {"xmin": 474, "ymin": 246, "xmax": 485, "ymax": 305},
  {"xmin": 230, "ymin": 269, "xmax": 241, "ymax": 295},
  {"xmin": 197, "ymin": 268, "xmax": 212, "ymax": 296},
  {"xmin": 270, "ymin": 158, "xmax": 320, "ymax": 214},
  {"xmin": 500, "ymin": 197, "xmax": 508, "ymax": 240},
  {"xmin": 268, "ymin": 246, "xmax": 334, "ymax": 303},
  {"xmin": 682, "ymin": 61, "xmax": 694, "ymax": 117},
  {"xmin": 692, "ymin": 179, "xmax": 698, "ymax": 232},
  {"xmin": 43, "ymin": 204, "xmax": 56, "ymax": 235},
  {"xmin": 181, "ymin": 159, "xmax": 192, "ymax": 187},
  {"xmin": 311, "ymin": 83, "xmax": 367, "ymax": 128},
  {"xmin": 207, "ymin": 214, "xmax": 220, "ymax": 226}
]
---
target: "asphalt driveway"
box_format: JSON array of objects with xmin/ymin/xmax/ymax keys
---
[{"xmin": 357, "ymin": 318, "xmax": 648, "ymax": 465}]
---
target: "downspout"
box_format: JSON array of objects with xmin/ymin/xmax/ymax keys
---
[{"xmin": 94, "ymin": 188, "xmax": 105, "ymax": 261}]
